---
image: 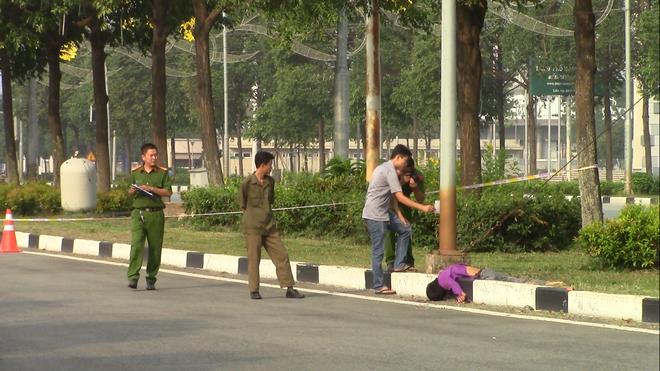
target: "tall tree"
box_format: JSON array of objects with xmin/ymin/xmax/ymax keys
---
[
  {"xmin": 149, "ymin": 0, "xmax": 192, "ymax": 168},
  {"xmin": 594, "ymin": 0, "xmax": 624, "ymax": 181},
  {"xmin": 574, "ymin": 0, "xmax": 603, "ymax": 226},
  {"xmin": 190, "ymin": 0, "xmax": 227, "ymax": 186},
  {"xmin": 0, "ymin": 48, "xmax": 19, "ymax": 185},
  {"xmin": 41, "ymin": 2, "xmax": 90, "ymax": 188},
  {"xmin": 87, "ymin": 11, "xmax": 112, "ymax": 192},
  {"xmin": 456, "ymin": 0, "xmax": 487, "ymax": 194},
  {"xmin": 634, "ymin": 0, "xmax": 659, "ymax": 174}
]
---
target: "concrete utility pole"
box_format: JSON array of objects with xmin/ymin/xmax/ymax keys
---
[
  {"xmin": 333, "ymin": 9, "xmax": 350, "ymax": 159},
  {"xmin": 567, "ymin": 96, "xmax": 573, "ymax": 181},
  {"xmin": 27, "ymin": 78, "xmax": 39, "ymax": 180},
  {"xmin": 624, "ymin": 0, "xmax": 633, "ymax": 194},
  {"xmin": 223, "ymin": 12, "xmax": 230, "ymax": 180},
  {"xmin": 365, "ymin": 0, "xmax": 381, "ymax": 181},
  {"xmin": 429, "ymin": 0, "xmax": 463, "ymax": 273}
]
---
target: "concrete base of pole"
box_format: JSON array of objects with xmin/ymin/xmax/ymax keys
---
[{"xmin": 425, "ymin": 253, "xmax": 470, "ymax": 275}]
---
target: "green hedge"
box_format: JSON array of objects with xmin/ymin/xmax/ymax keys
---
[
  {"xmin": 0, "ymin": 181, "xmax": 61, "ymax": 215},
  {"xmin": 181, "ymin": 176, "xmax": 582, "ymax": 252},
  {"xmin": 413, "ymin": 187, "xmax": 582, "ymax": 253},
  {"xmin": 0, "ymin": 181, "xmax": 133, "ymax": 216},
  {"xmin": 576, "ymin": 204, "xmax": 659, "ymax": 270}
]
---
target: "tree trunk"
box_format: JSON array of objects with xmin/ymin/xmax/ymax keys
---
[
  {"xmin": 192, "ymin": 0, "xmax": 224, "ymax": 186},
  {"xmin": 642, "ymin": 93, "xmax": 652, "ymax": 175},
  {"xmin": 526, "ymin": 90, "xmax": 537, "ymax": 174},
  {"xmin": 70, "ymin": 125, "xmax": 80, "ymax": 155},
  {"xmin": 603, "ymin": 83, "xmax": 613, "ymax": 181},
  {"xmin": 318, "ymin": 117, "xmax": 325, "ymax": 172},
  {"xmin": 574, "ymin": 0, "xmax": 603, "ymax": 226},
  {"xmin": 236, "ymin": 115, "xmax": 244, "ymax": 177},
  {"xmin": 89, "ymin": 14, "xmax": 111, "ymax": 192},
  {"xmin": 46, "ymin": 39, "xmax": 66, "ymax": 189},
  {"xmin": 0, "ymin": 48, "xmax": 19, "ymax": 186},
  {"xmin": 412, "ymin": 115, "xmax": 419, "ymax": 159},
  {"xmin": 457, "ymin": 0, "xmax": 487, "ymax": 197},
  {"xmin": 151, "ymin": 0, "xmax": 170, "ymax": 168}
]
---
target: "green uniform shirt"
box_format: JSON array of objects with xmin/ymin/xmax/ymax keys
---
[
  {"xmin": 398, "ymin": 168, "xmax": 425, "ymax": 220},
  {"xmin": 129, "ymin": 165, "xmax": 172, "ymax": 209},
  {"xmin": 239, "ymin": 173, "xmax": 277, "ymax": 235}
]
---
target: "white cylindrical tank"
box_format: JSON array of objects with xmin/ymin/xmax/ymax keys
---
[{"xmin": 60, "ymin": 158, "xmax": 97, "ymax": 212}]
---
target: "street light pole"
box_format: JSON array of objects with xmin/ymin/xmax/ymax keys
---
[
  {"xmin": 624, "ymin": 0, "xmax": 633, "ymax": 194},
  {"xmin": 223, "ymin": 12, "xmax": 230, "ymax": 182}
]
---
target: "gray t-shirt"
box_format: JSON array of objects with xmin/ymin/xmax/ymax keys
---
[{"xmin": 362, "ymin": 160, "xmax": 403, "ymax": 221}]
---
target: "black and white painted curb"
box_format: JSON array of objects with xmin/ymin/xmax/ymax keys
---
[{"xmin": 9, "ymin": 231, "xmax": 659, "ymax": 324}]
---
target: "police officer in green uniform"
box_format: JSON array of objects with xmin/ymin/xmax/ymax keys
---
[
  {"xmin": 127, "ymin": 143, "xmax": 172, "ymax": 290},
  {"xmin": 385, "ymin": 158, "xmax": 425, "ymax": 272}
]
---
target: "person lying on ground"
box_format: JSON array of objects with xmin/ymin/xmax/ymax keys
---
[{"xmin": 426, "ymin": 263, "xmax": 567, "ymax": 303}]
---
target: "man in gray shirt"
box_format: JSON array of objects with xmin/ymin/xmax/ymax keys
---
[{"xmin": 362, "ymin": 145, "xmax": 435, "ymax": 295}]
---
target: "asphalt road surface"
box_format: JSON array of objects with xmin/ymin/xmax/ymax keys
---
[{"xmin": 1, "ymin": 252, "xmax": 657, "ymax": 371}]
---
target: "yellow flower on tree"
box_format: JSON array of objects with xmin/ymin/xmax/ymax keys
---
[
  {"xmin": 60, "ymin": 42, "xmax": 77, "ymax": 61},
  {"xmin": 180, "ymin": 18, "xmax": 195, "ymax": 42}
]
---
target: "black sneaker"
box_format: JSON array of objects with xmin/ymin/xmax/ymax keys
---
[
  {"xmin": 128, "ymin": 279, "xmax": 138, "ymax": 289},
  {"xmin": 250, "ymin": 292, "xmax": 262, "ymax": 300},
  {"xmin": 146, "ymin": 281, "xmax": 156, "ymax": 290},
  {"xmin": 286, "ymin": 289, "xmax": 305, "ymax": 299}
]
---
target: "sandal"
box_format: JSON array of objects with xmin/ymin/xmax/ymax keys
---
[
  {"xmin": 375, "ymin": 286, "xmax": 397, "ymax": 295},
  {"xmin": 392, "ymin": 265, "xmax": 414, "ymax": 273}
]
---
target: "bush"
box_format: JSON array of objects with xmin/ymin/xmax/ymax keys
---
[
  {"xmin": 600, "ymin": 181, "xmax": 624, "ymax": 196},
  {"xmin": 650, "ymin": 176, "xmax": 659, "ymax": 196},
  {"xmin": 414, "ymin": 187, "xmax": 582, "ymax": 253},
  {"xmin": 95, "ymin": 189, "xmax": 133, "ymax": 214},
  {"xmin": 180, "ymin": 173, "xmax": 582, "ymax": 252},
  {"xmin": 2, "ymin": 181, "xmax": 61, "ymax": 215},
  {"xmin": 576, "ymin": 204, "xmax": 659, "ymax": 270},
  {"xmin": 632, "ymin": 172, "xmax": 653, "ymax": 195}
]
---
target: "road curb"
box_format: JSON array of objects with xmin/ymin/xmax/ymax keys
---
[{"xmin": 11, "ymin": 231, "xmax": 659, "ymax": 324}]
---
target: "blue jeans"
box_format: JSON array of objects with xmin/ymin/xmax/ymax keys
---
[{"xmin": 364, "ymin": 211, "xmax": 412, "ymax": 291}]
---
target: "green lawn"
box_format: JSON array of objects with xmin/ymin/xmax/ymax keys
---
[{"xmin": 15, "ymin": 218, "xmax": 659, "ymax": 297}]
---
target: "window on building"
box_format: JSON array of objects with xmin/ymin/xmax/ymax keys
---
[{"xmin": 653, "ymin": 102, "xmax": 660, "ymax": 114}]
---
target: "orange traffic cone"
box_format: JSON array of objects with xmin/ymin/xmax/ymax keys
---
[{"xmin": 1, "ymin": 209, "xmax": 21, "ymax": 253}]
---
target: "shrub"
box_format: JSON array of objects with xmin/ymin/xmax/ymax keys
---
[
  {"xmin": 0, "ymin": 183, "xmax": 17, "ymax": 210},
  {"xmin": 632, "ymin": 172, "xmax": 653, "ymax": 195},
  {"xmin": 415, "ymin": 187, "xmax": 582, "ymax": 253},
  {"xmin": 95, "ymin": 189, "xmax": 133, "ymax": 214},
  {"xmin": 650, "ymin": 176, "xmax": 659, "ymax": 196},
  {"xmin": 600, "ymin": 181, "xmax": 624, "ymax": 196},
  {"xmin": 576, "ymin": 204, "xmax": 659, "ymax": 270},
  {"xmin": 3, "ymin": 181, "xmax": 61, "ymax": 215}
]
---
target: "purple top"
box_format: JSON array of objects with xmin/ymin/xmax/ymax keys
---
[{"xmin": 437, "ymin": 264, "xmax": 477, "ymax": 296}]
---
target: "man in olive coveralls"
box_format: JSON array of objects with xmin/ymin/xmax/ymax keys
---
[
  {"xmin": 127, "ymin": 143, "xmax": 173, "ymax": 290},
  {"xmin": 239, "ymin": 151, "xmax": 305, "ymax": 300}
]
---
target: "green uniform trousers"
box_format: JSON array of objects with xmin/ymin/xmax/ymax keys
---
[
  {"xmin": 244, "ymin": 232, "xmax": 295, "ymax": 293},
  {"xmin": 127, "ymin": 209, "xmax": 165, "ymax": 283},
  {"xmin": 385, "ymin": 229, "xmax": 415, "ymax": 269}
]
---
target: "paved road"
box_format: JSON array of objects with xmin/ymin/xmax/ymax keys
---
[{"xmin": 1, "ymin": 252, "xmax": 657, "ymax": 371}]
